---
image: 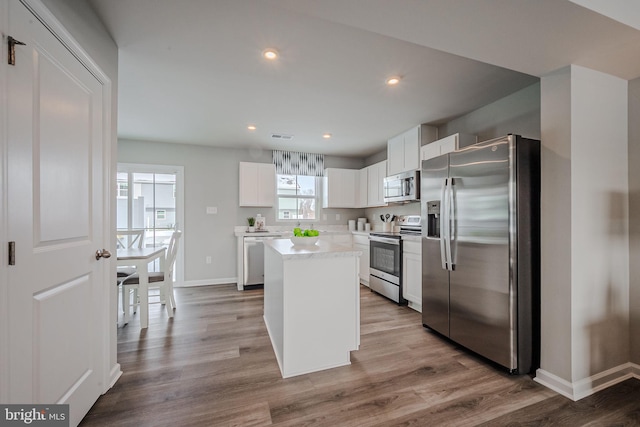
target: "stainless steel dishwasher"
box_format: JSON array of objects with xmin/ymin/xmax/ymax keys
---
[{"xmin": 243, "ymin": 235, "xmax": 280, "ymax": 286}]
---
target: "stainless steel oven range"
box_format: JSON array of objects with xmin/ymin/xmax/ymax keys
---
[
  {"xmin": 368, "ymin": 215, "xmax": 421, "ymax": 304},
  {"xmin": 369, "ymin": 233, "xmax": 404, "ymax": 304}
]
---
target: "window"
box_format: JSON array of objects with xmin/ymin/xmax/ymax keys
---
[
  {"xmin": 117, "ymin": 182, "xmax": 128, "ymax": 198},
  {"xmin": 277, "ymin": 174, "xmax": 319, "ymax": 221},
  {"xmin": 117, "ymin": 163, "xmax": 184, "ymax": 282}
]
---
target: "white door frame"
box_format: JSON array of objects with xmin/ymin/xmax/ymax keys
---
[
  {"xmin": 117, "ymin": 163, "xmax": 185, "ymax": 285},
  {"xmin": 0, "ymin": 0, "xmax": 119, "ymax": 405}
]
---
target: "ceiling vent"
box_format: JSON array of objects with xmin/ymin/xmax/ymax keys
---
[{"xmin": 271, "ymin": 133, "xmax": 294, "ymax": 140}]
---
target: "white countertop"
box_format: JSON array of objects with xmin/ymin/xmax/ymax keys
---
[
  {"xmin": 264, "ymin": 238, "xmax": 362, "ymax": 260},
  {"xmin": 234, "ymin": 225, "xmax": 352, "ymax": 237}
]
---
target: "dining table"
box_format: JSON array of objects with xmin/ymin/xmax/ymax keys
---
[{"xmin": 117, "ymin": 247, "xmax": 166, "ymax": 328}]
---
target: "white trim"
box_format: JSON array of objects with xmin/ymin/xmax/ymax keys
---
[
  {"xmin": 108, "ymin": 363, "xmax": 122, "ymax": 389},
  {"xmin": 0, "ymin": 0, "xmax": 10, "ymax": 405},
  {"xmin": 177, "ymin": 278, "xmax": 238, "ymax": 288},
  {"xmin": 535, "ymin": 363, "xmax": 638, "ymax": 401}
]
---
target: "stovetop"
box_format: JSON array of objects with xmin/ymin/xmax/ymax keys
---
[{"xmin": 371, "ymin": 215, "xmax": 421, "ymax": 239}]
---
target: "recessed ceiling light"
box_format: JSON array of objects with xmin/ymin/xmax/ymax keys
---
[
  {"xmin": 263, "ymin": 48, "xmax": 278, "ymax": 60},
  {"xmin": 322, "ymin": 133, "xmax": 332, "ymax": 139},
  {"xmin": 386, "ymin": 76, "xmax": 401, "ymax": 86},
  {"xmin": 247, "ymin": 124, "xmax": 257, "ymax": 131}
]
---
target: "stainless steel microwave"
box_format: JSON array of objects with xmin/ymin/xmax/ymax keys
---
[{"xmin": 383, "ymin": 170, "xmax": 420, "ymax": 203}]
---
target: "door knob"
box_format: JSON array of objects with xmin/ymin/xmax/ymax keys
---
[{"xmin": 95, "ymin": 249, "xmax": 112, "ymax": 260}]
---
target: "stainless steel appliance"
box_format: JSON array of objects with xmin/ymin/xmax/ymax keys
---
[
  {"xmin": 421, "ymin": 134, "xmax": 540, "ymax": 374},
  {"xmin": 383, "ymin": 170, "xmax": 420, "ymax": 203},
  {"xmin": 243, "ymin": 234, "xmax": 280, "ymax": 286},
  {"xmin": 369, "ymin": 215, "xmax": 422, "ymax": 304}
]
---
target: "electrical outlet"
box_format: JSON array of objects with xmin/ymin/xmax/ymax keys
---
[
  {"xmin": 336, "ymin": 214, "xmax": 341, "ymax": 220},
  {"xmin": 323, "ymin": 214, "xmax": 327, "ymax": 220},
  {"xmin": 206, "ymin": 207, "xmax": 217, "ymax": 214},
  {"xmin": 206, "ymin": 256, "xmax": 212, "ymax": 264}
]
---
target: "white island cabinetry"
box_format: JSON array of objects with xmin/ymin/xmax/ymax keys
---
[{"xmin": 263, "ymin": 239, "xmax": 361, "ymax": 378}]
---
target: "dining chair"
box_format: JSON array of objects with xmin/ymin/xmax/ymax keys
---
[
  {"xmin": 116, "ymin": 229, "xmax": 145, "ymax": 278},
  {"xmin": 119, "ymin": 230, "xmax": 182, "ymax": 324},
  {"xmin": 116, "ymin": 229, "xmax": 145, "ymax": 249}
]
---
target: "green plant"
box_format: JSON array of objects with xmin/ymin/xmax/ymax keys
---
[{"xmin": 247, "ymin": 217, "xmax": 255, "ymax": 226}]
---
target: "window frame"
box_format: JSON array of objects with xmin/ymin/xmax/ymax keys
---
[
  {"xmin": 275, "ymin": 173, "xmax": 322, "ymax": 223},
  {"xmin": 117, "ymin": 182, "xmax": 128, "ymax": 198}
]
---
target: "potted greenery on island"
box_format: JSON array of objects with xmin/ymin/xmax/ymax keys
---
[{"xmin": 247, "ymin": 217, "xmax": 255, "ymax": 232}]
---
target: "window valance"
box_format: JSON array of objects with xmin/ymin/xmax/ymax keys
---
[{"xmin": 272, "ymin": 150, "xmax": 324, "ymax": 177}]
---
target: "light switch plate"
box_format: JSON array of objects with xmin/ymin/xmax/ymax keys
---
[{"xmin": 206, "ymin": 206, "xmax": 218, "ymax": 214}]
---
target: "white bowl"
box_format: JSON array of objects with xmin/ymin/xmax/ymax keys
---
[{"xmin": 290, "ymin": 236, "xmax": 319, "ymax": 246}]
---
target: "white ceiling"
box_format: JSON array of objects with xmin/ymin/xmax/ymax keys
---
[{"xmin": 88, "ymin": 0, "xmax": 640, "ymax": 158}]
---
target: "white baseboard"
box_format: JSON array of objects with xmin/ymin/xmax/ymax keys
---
[
  {"xmin": 107, "ymin": 363, "xmax": 122, "ymax": 391},
  {"xmin": 407, "ymin": 301, "xmax": 422, "ymax": 313},
  {"xmin": 535, "ymin": 363, "xmax": 639, "ymax": 401},
  {"xmin": 176, "ymin": 278, "xmax": 237, "ymax": 288}
]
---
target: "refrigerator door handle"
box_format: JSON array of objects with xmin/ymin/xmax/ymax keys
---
[
  {"xmin": 443, "ymin": 178, "xmax": 453, "ymax": 271},
  {"xmin": 448, "ymin": 177, "xmax": 456, "ymax": 270},
  {"xmin": 440, "ymin": 178, "xmax": 448, "ymax": 271}
]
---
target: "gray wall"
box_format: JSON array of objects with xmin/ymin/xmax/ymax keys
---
[
  {"xmin": 118, "ymin": 140, "xmax": 365, "ymax": 284},
  {"xmin": 539, "ymin": 65, "xmax": 629, "ymax": 393},
  {"xmin": 438, "ymin": 82, "xmax": 541, "ymax": 141},
  {"xmin": 629, "ymin": 77, "xmax": 640, "ymax": 365}
]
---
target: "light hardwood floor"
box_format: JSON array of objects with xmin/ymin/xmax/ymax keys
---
[{"xmin": 81, "ymin": 284, "xmax": 640, "ymax": 426}]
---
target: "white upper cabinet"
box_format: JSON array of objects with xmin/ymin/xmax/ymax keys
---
[
  {"xmin": 367, "ymin": 160, "xmax": 387, "ymax": 207},
  {"xmin": 387, "ymin": 133, "xmax": 406, "ymax": 176},
  {"xmin": 239, "ymin": 162, "xmax": 276, "ymax": 207},
  {"xmin": 388, "ymin": 124, "xmax": 438, "ymax": 175},
  {"xmin": 323, "ymin": 168, "xmax": 358, "ymax": 208},
  {"xmin": 421, "ymin": 133, "xmax": 477, "ymax": 161},
  {"xmin": 357, "ymin": 168, "xmax": 368, "ymax": 208}
]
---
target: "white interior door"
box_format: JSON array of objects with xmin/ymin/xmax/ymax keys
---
[{"xmin": 5, "ymin": 2, "xmax": 107, "ymax": 424}]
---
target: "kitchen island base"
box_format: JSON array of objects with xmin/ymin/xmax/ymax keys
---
[{"xmin": 263, "ymin": 239, "xmax": 361, "ymax": 378}]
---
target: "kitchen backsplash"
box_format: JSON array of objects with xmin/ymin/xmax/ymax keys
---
[{"xmin": 364, "ymin": 202, "xmax": 420, "ymax": 228}]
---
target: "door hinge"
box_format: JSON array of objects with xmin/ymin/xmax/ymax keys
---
[
  {"xmin": 8, "ymin": 241, "xmax": 15, "ymax": 266},
  {"xmin": 8, "ymin": 36, "xmax": 26, "ymax": 66}
]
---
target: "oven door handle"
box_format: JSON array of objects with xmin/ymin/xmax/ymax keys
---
[{"xmin": 369, "ymin": 236, "xmax": 400, "ymax": 245}]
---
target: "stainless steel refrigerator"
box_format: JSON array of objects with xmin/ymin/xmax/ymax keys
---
[{"xmin": 421, "ymin": 134, "xmax": 540, "ymax": 374}]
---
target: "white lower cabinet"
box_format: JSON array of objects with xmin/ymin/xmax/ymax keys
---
[
  {"xmin": 353, "ymin": 234, "xmax": 370, "ymax": 286},
  {"xmin": 402, "ymin": 240, "xmax": 421, "ymax": 312}
]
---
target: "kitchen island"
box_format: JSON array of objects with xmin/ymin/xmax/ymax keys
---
[{"xmin": 263, "ymin": 238, "xmax": 362, "ymax": 378}]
